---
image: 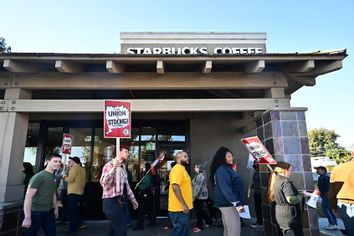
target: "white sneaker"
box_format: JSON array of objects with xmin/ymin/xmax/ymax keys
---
[{"xmin": 325, "ymin": 224, "xmax": 338, "ymax": 230}]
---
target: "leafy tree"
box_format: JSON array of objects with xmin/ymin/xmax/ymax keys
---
[
  {"xmin": 0, "ymin": 37, "xmax": 11, "ymax": 53},
  {"xmin": 308, "ymin": 128, "xmax": 351, "ymax": 164}
]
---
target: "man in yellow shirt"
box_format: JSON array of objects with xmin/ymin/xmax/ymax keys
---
[
  {"xmin": 329, "ymin": 150, "xmax": 354, "ymax": 236},
  {"xmin": 63, "ymin": 156, "xmax": 86, "ymax": 233},
  {"xmin": 168, "ymin": 151, "xmax": 193, "ymax": 236}
]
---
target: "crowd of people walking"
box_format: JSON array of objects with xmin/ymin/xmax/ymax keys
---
[{"xmin": 20, "ymin": 144, "xmax": 354, "ymax": 236}]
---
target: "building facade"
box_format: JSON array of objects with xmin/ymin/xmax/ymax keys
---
[{"xmin": 0, "ymin": 32, "xmax": 347, "ymax": 235}]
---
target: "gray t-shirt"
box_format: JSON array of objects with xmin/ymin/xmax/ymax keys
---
[{"xmin": 28, "ymin": 170, "xmax": 56, "ymax": 212}]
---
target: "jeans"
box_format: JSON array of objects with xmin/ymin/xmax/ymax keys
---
[
  {"xmin": 338, "ymin": 203, "xmax": 354, "ymax": 236},
  {"xmin": 23, "ymin": 210, "xmax": 56, "ymax": 236},
  {"xmin": 321, "ymin": 195, "xmax": 337, "ymax": 226},
  {"xmin": 169, "ymin": 211, "xmax": 190, "ymax": 236},
  {"xmin": 103, "ymin": 197, "xmax": 126, "ymax": 236},
  {"xmin": 67, "ymin": 194, "xmax": 83, "ymax": 232},
  {"xmin": 124, "ymin": 197, "xmax": 131, "ymax": 225}
]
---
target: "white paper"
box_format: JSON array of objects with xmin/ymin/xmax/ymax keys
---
[
  {"xmin": 247, "ymin": 154, "xmax": 255, "ymax": 169},
  {"xmin": 238, "ymin": 205, "xmax": 251, "ymax": 219},
  {"xmin": 306, "ymin": 194, "xmax": 319, "ymax": 208}
]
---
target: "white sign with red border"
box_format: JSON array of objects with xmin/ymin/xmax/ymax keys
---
[
  {"xmin": 104, "ymin": 100, "xmax": 132, "ymax": 138},
  {"xmin": 241, "ymin": 136, "xmax": 277, "ymax": 165},
  {"xmin": 61, "ymin": 133, "xmax": 74, "ymax": 154}
]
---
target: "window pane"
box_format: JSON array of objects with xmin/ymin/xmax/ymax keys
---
[
  {"xmin": 69, "ymin": 128, "xmax": 92, "ymax": 183},
  {"xmin": 91, "ymin": 128, "xmax": 115, "ymax": 182}
]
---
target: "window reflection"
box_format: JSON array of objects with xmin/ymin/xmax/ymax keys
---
[
  {"xmin": 91, "ymin": 128, "xmax": 115, "ymax": 182},
  {"xmin": 69, "ymin": 128, "xmax": 92, "ymax": 183}
]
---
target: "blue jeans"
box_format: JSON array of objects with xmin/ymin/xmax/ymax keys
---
[
  {"xmin": 321, "ymin": 195, "xmax": 337, "ymax": 225},
  {"xmin": 124, "ymin": 197, "xmax": 131, "ymax": 225},
  {"xmin": 67, "ymin": 194, "xmax": 83, "ymax": 232},
  {"xmin": 169, "ymin": 212, "xmax": 190, "ymax": 236},
  {"xmin": 338, "ymin": 203, "xmax": 354, "ymax": 236},
  {"xmin": 103, "ymin": 197, "xmax": 126, "ymax": 236},
  {"xmin": 23, "ymin": 210, "xmax": 56, "ymax": 236}
]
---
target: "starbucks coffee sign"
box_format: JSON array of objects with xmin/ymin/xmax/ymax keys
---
[{"xmin": 126, "ymin": 46, "xmax": 263, "ymax": 55}]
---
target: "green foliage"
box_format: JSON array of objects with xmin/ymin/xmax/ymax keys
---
[
  {"xmin": 0, "ymin": 37, "xmax": 11, "ymax": 53},
  {"xmin": 308, "ymin": 128, "xmax": 351, "ymax": 164}
]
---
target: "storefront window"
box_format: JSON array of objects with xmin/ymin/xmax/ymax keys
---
[
  {"xmin": 23, "ymin": 122, "xmax": 40, "ymax": 167},
  {"xmin": 44, "ymin": 127, "xmax": 63, "ymax": 166},
  {"xmin": 69, "ymin": 128, "xmax": 92, "ymax": 182},
  {"xmin": 91, "ymin": 128, "xmax": 114, "ymax": 182}
]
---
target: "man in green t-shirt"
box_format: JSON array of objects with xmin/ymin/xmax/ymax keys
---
[{"xmin": 22, "ymin": 153, "xmax": 62, "ymax": 236}]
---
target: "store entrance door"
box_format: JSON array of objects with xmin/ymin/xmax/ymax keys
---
[{"xmin": 155, "ymin": 144, "xmax": 186, "ymax": 217}]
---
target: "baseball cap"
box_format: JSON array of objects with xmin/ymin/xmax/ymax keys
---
[
  {"xmin": 69, "ymin": 156, "xmax": 81, "ymax": 164},
  {"xmin": 314, "ymin": 166, "xmax": 327, "ymax": 171}
]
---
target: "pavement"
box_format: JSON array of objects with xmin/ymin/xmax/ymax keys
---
[{"xmin": 36, "ymin": 217, "xmax": 346, "ymax": 236}]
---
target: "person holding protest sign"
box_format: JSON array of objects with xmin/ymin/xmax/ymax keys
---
[
  {"xmin": 100, "ymin": 145, "xmax": 138, "ymax": 236},
  {"xmin": 268, "ymin": 161, "xmax": 304, "ymax": 236},
  {"xmin": 250, "ymin": 161, "xmax": 263, "ymax": 228},
  {"xmin": 133, "ymin": 162, "xmax": 156, "ymax": 230},
  {"xmin": 209, "ymin": 147, "xmax": 246, "ymax": 236},
  {"xmin": 62, "ymin": 156, "xmax": 86, "ymax": 233}
]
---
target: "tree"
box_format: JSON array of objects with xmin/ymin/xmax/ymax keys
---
[
  {"xmin": 0, "ymin": 37, "xmax": 11, "ymax": 53},
  {"xmin": 308, "ymin": 128, "xmax": 351, "ymax": 164}
]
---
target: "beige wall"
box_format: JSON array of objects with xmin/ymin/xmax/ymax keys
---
[{"xmin": 189, "ymin": 113, "xmax": 256, "ymax": 200}]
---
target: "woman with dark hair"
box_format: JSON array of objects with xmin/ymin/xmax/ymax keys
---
[
  {"xmin": 133, "ymin": 162, "xmax": 156, "ymax": 230},
  {"xmin": 209, "ymin": 147, "xmax": 245, "ymax": 236},
  {"xmin": 23, "ymin": 162, "xmax": 34, "ymax": 192},
  {"xmin": 268, "ymin": 161, "xmax": 304, "ymax": 236}
]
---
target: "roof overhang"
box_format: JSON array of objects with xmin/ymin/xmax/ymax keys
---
[{"xmin": 0, "ymin": 49, "xmax": 347, "ymax": 94}]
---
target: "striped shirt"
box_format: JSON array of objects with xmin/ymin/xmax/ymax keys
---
[{"xmin": 100, "ymin": 160, "xmax": 136, "ymax": 201}]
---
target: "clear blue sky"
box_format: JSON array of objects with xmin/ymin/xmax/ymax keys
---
[{"xmin": 1, "ymin": 0, "xmax": 353, "ymax": 147}]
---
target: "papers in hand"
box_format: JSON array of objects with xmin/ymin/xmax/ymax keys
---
[
  {"xmin": 306, "ymin": 193, "xmax": 320, "ymax": 209},
  {"xmin": 238, "ymin": 205, "xmax": 251, "ymax": 219}
]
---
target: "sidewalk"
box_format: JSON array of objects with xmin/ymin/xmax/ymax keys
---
[
  {"xmin": 318, "ymin": 217, "xmax": 345, "ymax": 236},
  {"xmin": 37, "ymin": 217, "xmax": 345, "ymax": 236},
  {"xmin": 42, "ymin": 218, "xmax": 263, "ymax": 236}
]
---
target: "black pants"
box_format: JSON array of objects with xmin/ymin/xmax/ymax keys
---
[
  {"xmin": 136, "ymin": 190, "xmax": 155, "ymax": 227},
  {"xmin": 254, "ymin": 192, "xmax": 263, "ymax": 224},
  {"xmin": 194, "ymin": 199, "xmax": 212, "ymax": 229},
  {"xmin": 103, "ymin": 197, "xmax": 126, "ymax": 236},
  {"xmin": 67, "ymin": 193, "xmax": 83, "ymax": 232}
]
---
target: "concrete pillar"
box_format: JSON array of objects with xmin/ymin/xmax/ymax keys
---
[
  {"xmin": 0, "ymin": 88, "xmax": 31, "ymax": 235},
  {"xmin": 255, "ymin": 109, "xmax": 319, "ymax": 236}
]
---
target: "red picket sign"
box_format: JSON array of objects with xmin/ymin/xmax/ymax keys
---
[{"xmin": 241, "ymin": 136, "xmax": 277, "ymax": 165}]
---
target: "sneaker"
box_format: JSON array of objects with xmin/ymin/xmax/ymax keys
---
[
  {"xmin": 192, "ymin": 226, "xmax": 202, "ymax": 233},
  {"xmin": 250, "ymin": 223, "xmax": 262, "ymax": 228},
  {"xmin": 79, "ymin": 224, "xmax": 86, "ymax": 230},
  {"xmin": 203, "ymin": 223, "xmax": 211, "ymax": 228},
  {"xmin": 325, "ymin": 224, "xmax": 338, "ymax": 230}
]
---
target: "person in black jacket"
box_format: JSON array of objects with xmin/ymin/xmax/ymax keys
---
[
  {"xmin": 268, "ymin": 161, "xmax": 304, "ymax": 236},
  {"xmin": 209, "ymin": 147, "xmax": 246, "ymax": 236},
  {"xmin": 315, "ymin": 166, "xmax": 338, "ymax": 230},
  {"xmin": 133, "ymin": 163, "xmax": 156, "ymax": 230}
]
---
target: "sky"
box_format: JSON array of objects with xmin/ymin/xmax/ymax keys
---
[{"xmin": 1, "ymin": 0, "xmax": 353, "ymax": 148}]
